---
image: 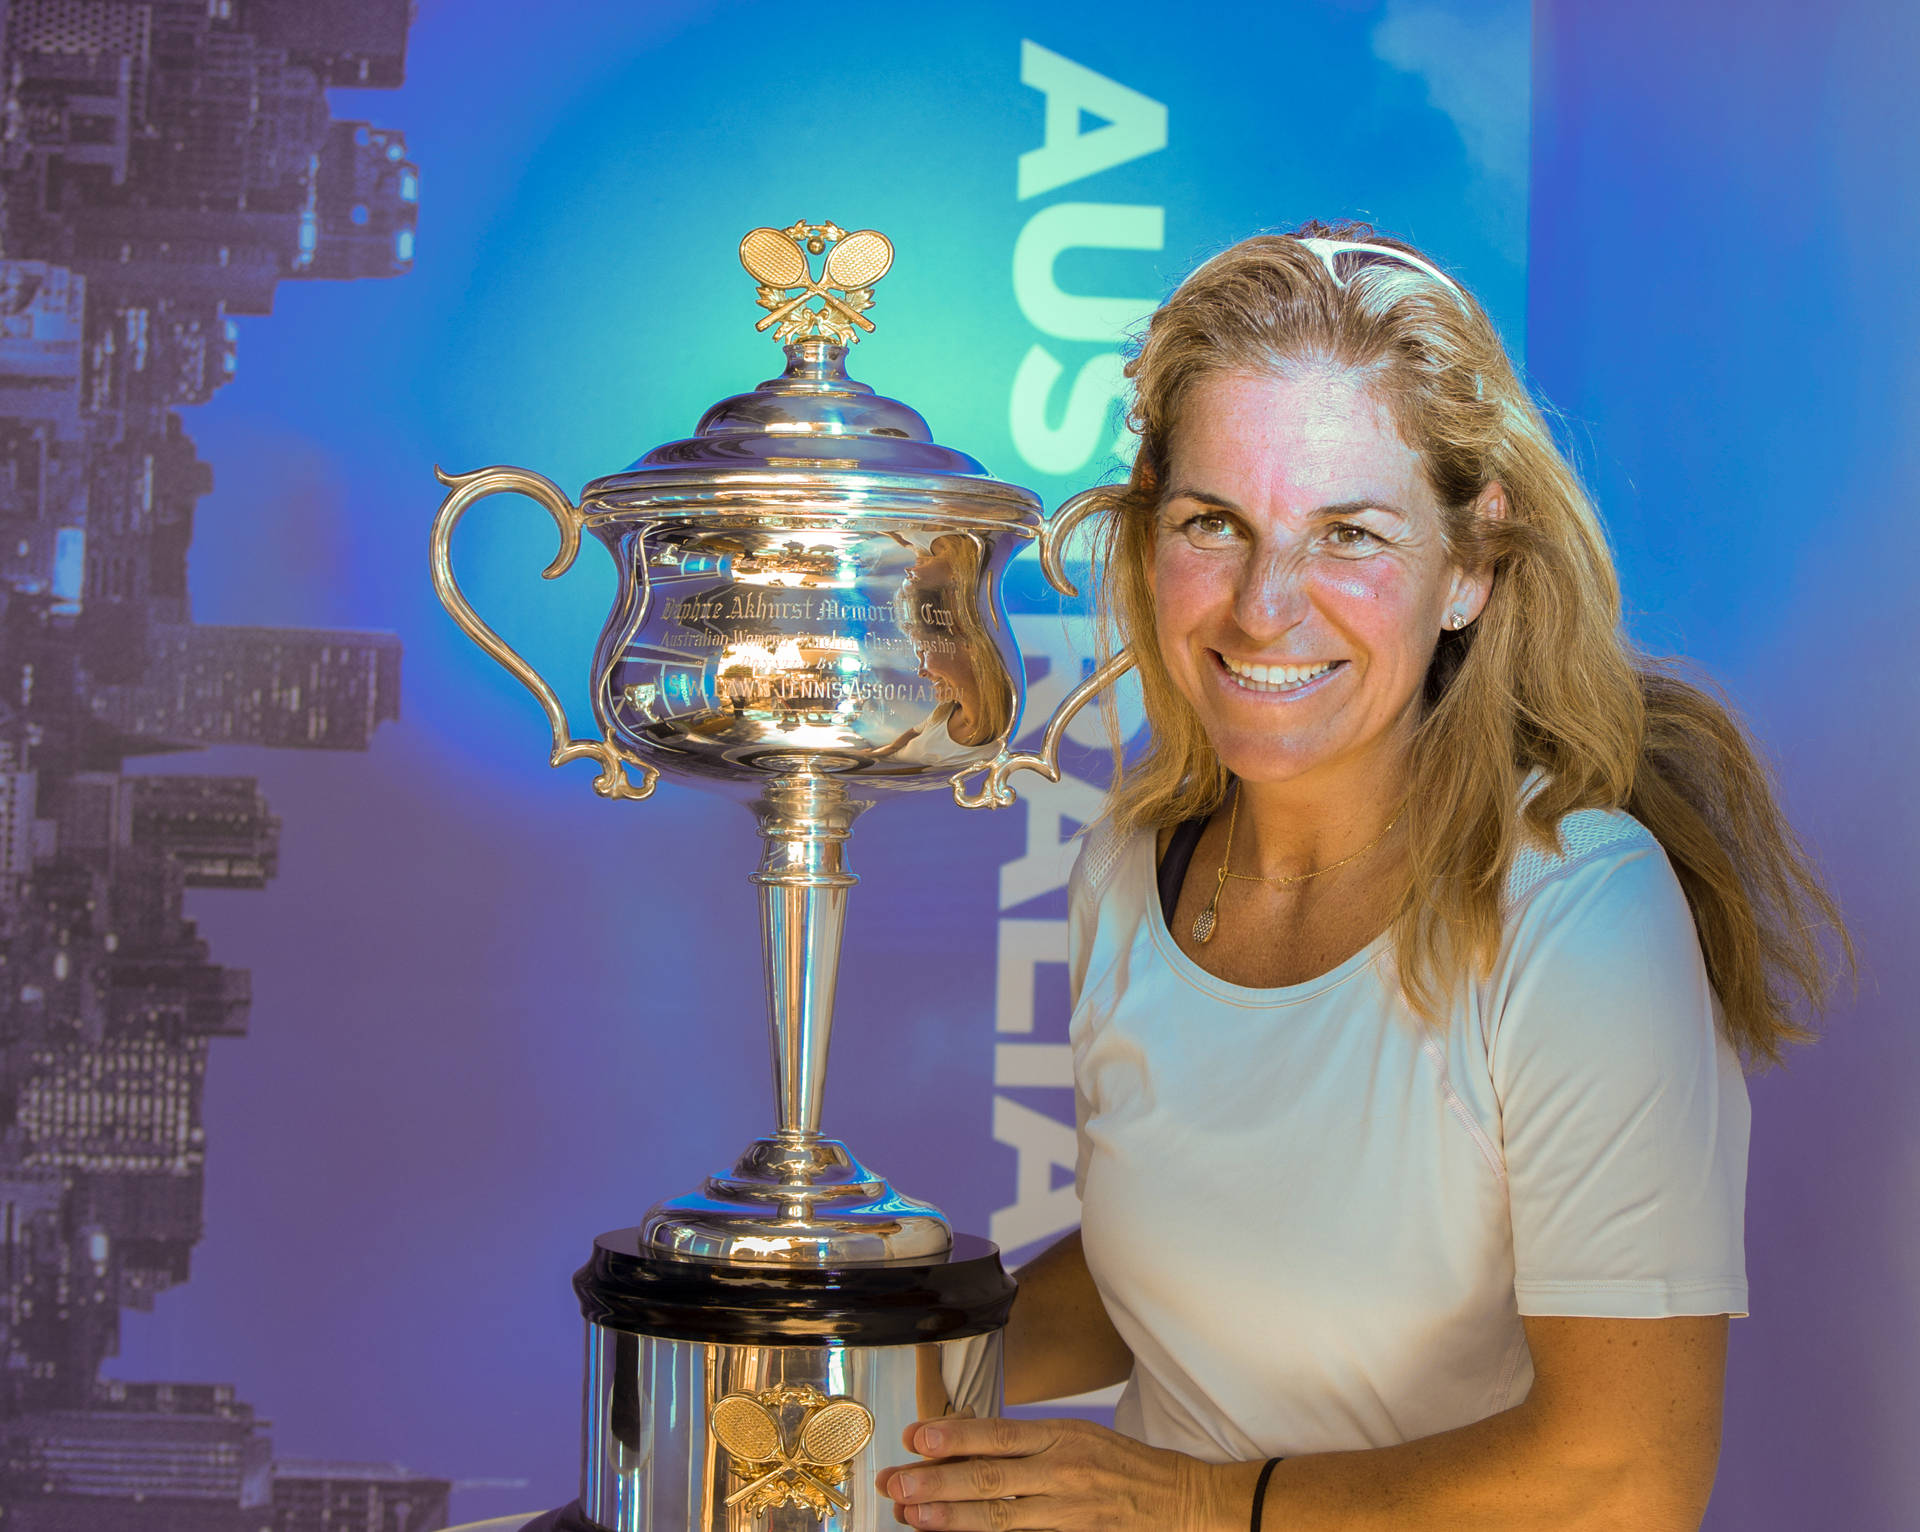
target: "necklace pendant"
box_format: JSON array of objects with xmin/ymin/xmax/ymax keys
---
[{"xmin": 1192, "ymin": 905, "xmax": 1217, "ymax": 944}]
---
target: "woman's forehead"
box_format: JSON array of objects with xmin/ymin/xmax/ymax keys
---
[{"xmin": 1165, "ymin": 368, "xmax": 1428, "ymax": 507}]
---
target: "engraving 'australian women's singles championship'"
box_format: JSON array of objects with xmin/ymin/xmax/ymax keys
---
[{"xmin": 429, "ymin": 219, "xmax": 1134, "ymax": 1532}]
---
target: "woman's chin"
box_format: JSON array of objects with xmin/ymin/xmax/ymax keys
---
[{"xmin": 1220, "ymin": 757, "xmax": 1325, "ymax": 790}]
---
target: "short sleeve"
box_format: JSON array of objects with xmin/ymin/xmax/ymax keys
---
[{"xmin": 1487, "ymin": 841, "xmax": 1751, "ymax": 1318}]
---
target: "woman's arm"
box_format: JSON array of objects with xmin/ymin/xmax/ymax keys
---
[
  {"xmin": 880, "ymin": 1311, "xmax": 1727, "ymax": 1531},
  {"xmin": 1002, "ymin": 1229, "xmax": 1133, "ymax": 1407},
  {"xmin": 1242, "ymin": 1312, "xmax": 1727, "ymax": 1531}
]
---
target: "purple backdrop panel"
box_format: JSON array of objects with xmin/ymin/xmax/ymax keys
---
[{"xmin": 1531, "ymin": 3, "xmax": 1920, "ymax": 1526}]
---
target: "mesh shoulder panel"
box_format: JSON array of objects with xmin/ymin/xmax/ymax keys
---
[
  {"xmin": 1501, "ymin": 807, "xmax": 1657, "ymax": 914},
  {"xmin": 1076, "ymin": 816, "xmax": 1131, "ymax": 902}
]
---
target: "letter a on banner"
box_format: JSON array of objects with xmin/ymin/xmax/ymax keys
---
[{"xmin": 1018, "ymin": 41, "xmax": 1169, "ymax": 199}]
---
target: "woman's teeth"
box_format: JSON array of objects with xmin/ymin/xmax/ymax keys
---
[{"xmin": 1220, "ymin": 655, "xmax": 1339, "ymax": 692}]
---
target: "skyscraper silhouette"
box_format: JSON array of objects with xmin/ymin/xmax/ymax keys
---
[
  {"xmin": 0, "ymin": 2, "xmax": 426, "ymax": 1523},
  {"xmin": 95, "ymin": 624, "xmax": 402, "ymax": 751}
]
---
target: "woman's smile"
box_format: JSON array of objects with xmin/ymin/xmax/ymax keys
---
[{"xmin": 1212, "ymin": 651, "xmax": 1347, "ymax": 697}]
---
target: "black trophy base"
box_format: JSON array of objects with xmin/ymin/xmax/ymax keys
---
[
  {"xmin": 516, "ymin": 1503, "xmax": 595, "ymax": 1532},
  {"xmin": 564, "ymin": 1230, "xmax": 1015, "ymax": 1530}
]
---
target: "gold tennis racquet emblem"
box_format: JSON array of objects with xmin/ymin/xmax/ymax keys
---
[
  {"xmin": 711, "ymin": 1382, "xmax": 876, "ymax": 1518},
  {"xmin": 739, "ymin": 220, "xmax": 895, "ymax": 347}
]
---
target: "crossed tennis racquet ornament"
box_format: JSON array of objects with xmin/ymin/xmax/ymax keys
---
[
  {"xmin": 740, "ymin": 220, "xmax": 895, "ymax": 347},
  {"xmin": 711, "ymin": 1382, "xmax": 877, "ymax": 1519}
]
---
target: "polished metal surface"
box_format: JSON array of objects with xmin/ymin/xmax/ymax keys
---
[
  {"xmin": 582, "ymin": 1323, "xmax": 1001, "ymax": 1532},
  {"xmin": 588, "ymin": 337, "xmax": 1037, "ymax": 497},
  {"xmin": 427, "ymin": 220, "xmax": 1136, "ymax": 1269},
  {"xmin": 640, "ymin": 771, "xmax": 949, "ymax": 1263},
  {"xmin": 710, "ymin": 1385, "xmax": 872, "ymax": 1518},
  {"xmin": 590, "ymin": 499, "xmax": 1028, "ymax": 792},
  {"xmin": 641, "ymin": 1134, "xmax": 948, "ymax": 1264},
  {"xmin": 429, "ymin": 464, "xmax": 658, "ymax": 803},
  {"xmin": 951, "ymin": 485, "xmax": 1137, "ymax": 808},
  {"xmin": 754, "ymin": 776, "xmax": 862, "ymax": 1141}
]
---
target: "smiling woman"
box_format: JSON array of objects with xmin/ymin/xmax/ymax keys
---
[{"xmin": 875, "ymin": 225, "xmax": 1855, "ymax": 1532}]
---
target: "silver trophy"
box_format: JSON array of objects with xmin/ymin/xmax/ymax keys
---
[{"xmin": 430, "ymin": 220, "xmax": 1132, "ymax": 1532}]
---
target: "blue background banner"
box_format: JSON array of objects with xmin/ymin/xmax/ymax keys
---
[
  {"xmin": 109, "ymin": 3, "xmax": 1529, "ymax": 1521},
  {"xmin": 0, "ymin": 1, "xmax": 1906, "ymax": 1528}
]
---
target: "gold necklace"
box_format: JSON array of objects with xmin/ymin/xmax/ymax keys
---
[{"xmin": 1191, "ymin": 784, "xmax": 1402, "ymax": 945}]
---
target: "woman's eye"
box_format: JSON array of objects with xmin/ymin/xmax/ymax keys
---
[
  {"xmin": 1181, "ymin": 512, "xmax": 1240, "ymax": 547},
  {"xmin": 1325, "ymin": 522, "xmax": 1382, "ymax": 554}
]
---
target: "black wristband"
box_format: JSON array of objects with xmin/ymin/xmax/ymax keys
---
[{"xmin": 1250, "ymin": 1456, "xmax": 1282, "ymax": 1532}]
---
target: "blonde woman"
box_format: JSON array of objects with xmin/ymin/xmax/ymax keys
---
[{"xmin": 877, "ymin": 227, "xmax": 1850, "ymax": 1532}]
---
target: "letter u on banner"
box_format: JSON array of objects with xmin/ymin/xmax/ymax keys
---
[{"xmin": 1012, "ymin": 202, "xmax": 1164, "ymax": 342}]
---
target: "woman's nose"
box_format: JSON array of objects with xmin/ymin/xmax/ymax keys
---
[{"xmin": 1231, "ymin": 547, "xmax": 1311, "ymax": 640}]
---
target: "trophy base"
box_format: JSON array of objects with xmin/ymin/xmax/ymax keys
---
[
  {"xmin": 515, "ymin": 1504, "xmax": 594, "ymax": 1531},
  {"xmin": 642, "ymin": 1134, "xmax": 953, "ymax": 1265},
  {"xmin": 567, "ymin": 1227, "xmax": 1015, "ymax": 1531}
]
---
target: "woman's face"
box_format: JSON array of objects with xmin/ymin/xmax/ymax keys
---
[{"xmin": 1151, "ymin": 366, "xmax": 1490, "ymax": 793}]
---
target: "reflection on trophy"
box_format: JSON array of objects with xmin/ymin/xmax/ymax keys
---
[{"xmin": 430, "ymin": 219, "xmax": 1133, "ymax": 1531}]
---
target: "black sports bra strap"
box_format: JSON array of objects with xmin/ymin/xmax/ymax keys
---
[{"xmin": 1156, "ymin": 815, "xmax": 1209, "ymax": 927}]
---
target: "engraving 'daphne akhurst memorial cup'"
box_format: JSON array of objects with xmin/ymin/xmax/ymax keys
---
[{"xmin": 429, "ymin": 220, "xmax": 1135, "ymax": 1532}]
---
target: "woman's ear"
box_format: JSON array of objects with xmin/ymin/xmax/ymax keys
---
[{"xmin": 1445, "ymin": 481, "xmax": 1506, "ymax": 629}]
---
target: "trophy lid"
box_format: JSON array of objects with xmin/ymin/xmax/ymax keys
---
[{"xmin": 579, "ymin": 221, "xmax": 1040, "ymax": 526}]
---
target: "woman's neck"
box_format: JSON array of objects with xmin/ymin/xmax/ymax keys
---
[{"xmin": 1231, "ymin": 743, "xmax": 1410, "ymax": 879}]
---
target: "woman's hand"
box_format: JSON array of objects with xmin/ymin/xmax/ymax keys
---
[{"xmin": 874, "ymin": 1415, "xmax": 1259, "ymax": 1532}]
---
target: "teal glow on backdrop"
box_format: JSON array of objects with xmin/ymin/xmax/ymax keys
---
[{"xmin": 106, "ymin": 0, "xmax": 1528, "ymax": 1521}]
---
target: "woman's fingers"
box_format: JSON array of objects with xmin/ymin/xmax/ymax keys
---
[
  {"xmin": 876, "ymin": 1416, "xmax": 1223, "ymax": 1532},
  {"xmin": 851, "ymin": 1412, "xmax": 1225, "ymax": 1529},
  {"xmin": 912, "ymin": 1416, "xmax": 1063, "ymax": 1459},
  {"xmin": 877, "ymin": 1416, "xmax": 1067, "ymax": 1500},
  {"xmin": 885, "ymin": 1451, "xmax": 1054, "ymax": 1504},
  {"xmin": 877, "ymin": 1417, "xmax": 1110, "ymax": 1530},
  {"xmin": 891, "ymin": 1495, "xmax": 1066, "ymax": 1530}
]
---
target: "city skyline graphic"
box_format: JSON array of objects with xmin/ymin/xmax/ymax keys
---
[{"xmin": 0, "ymin": 2, "xmax": 441, "ymax": 1528}]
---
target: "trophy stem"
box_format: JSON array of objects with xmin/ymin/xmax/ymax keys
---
[
  {"xmin": 749, "ymin": 772, "xmax": 865, "ymax": 1139},
  {"xmin": 637, "ymin": 768, "xmax": 951, "ymax": 1263}
]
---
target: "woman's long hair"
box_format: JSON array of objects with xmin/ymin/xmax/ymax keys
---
[{"xmin": 1093, "ymin": 222, "xmax": 1851, "ymax": 1066}]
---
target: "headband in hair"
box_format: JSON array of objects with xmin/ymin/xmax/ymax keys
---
[{"xmin": 1294, "ymin": 237, "xmax": 1463, "ymax": 294}]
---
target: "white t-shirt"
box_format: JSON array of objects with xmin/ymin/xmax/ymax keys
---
[{"xmin": 1067, "ymin": 803, "xmax": 1750, "ymax": 1462}]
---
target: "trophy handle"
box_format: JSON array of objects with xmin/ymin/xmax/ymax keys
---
[
  {"xmin": 430, "ymin": 464, "xmax": 658, "ymax": 802},
  {"xmin": 951, "ymin": 487, "xmax": 1138, "ymax": 810}
]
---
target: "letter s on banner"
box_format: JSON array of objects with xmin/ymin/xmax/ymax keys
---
[{"xmin": 1010, "ymin": 346, "xmax": 1128, "ymax": 476}]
